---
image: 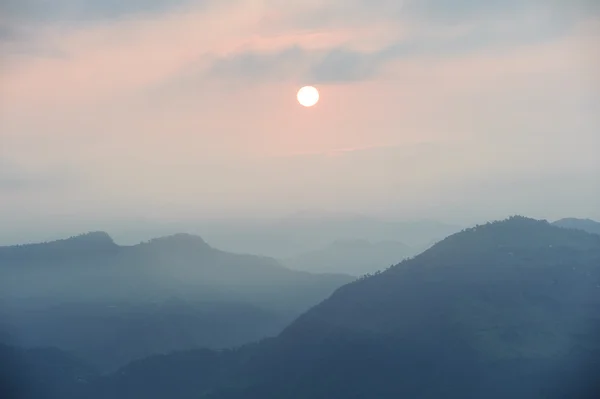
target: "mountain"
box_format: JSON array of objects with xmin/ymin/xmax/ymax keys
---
[
  {"xmin": 282, "ymin": 239, "xmax": 415, "ymax": 276},
  {"xmin": 280, "ymin": 216, "xmax": 600, "ymax": 346},
  {"xmin": 73, "ymin": 216, "xmax": 600, "ymax": 399},
  {"xmin": 553, "ymin": 218, "xmax": 600, "ymax": 236},
  {"xmin": 0, "ymin": 232, "xmax": 352, "ymax": 370},
  {"xmin": 200, "ymin": 214, "xmax": 462, "ymax": 258},
  {"xmin": 0, "ymin": 231, "xmax": 352, "ymax": 308},
  {"xmin": 0, "ymin": 231, "xmax": 118, "ymax": 264}
]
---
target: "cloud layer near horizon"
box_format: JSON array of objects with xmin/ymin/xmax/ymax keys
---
[{"xmin": 1, "ymin": 0, "xmax": 599, "ymax": 239}]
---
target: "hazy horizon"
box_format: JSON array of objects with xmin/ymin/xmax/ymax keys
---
[
  {"xmin": 1, "ymin": 212, "xmax": 598, "ymax": 255},
  {"xmin": 1, "ymin": 0, "xmax": 599, "ymax": 244}
]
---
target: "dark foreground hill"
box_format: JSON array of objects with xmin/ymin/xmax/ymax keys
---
[
  {"xmin": 4, "ymin": 216, "xmax": 600, "ymax": 398},
  {"xmin": 0, "ymin": 233, "xmax": 351, "ymax": 370}
]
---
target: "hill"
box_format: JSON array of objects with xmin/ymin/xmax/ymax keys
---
[
  {"xmin": 0, "ymin": 232, "xmax": 352, "ymax": 370},
  {"xmin": 76, "ymin": 216, "xmax": 600, "ymax": 399},
  {"xmin": 282, "ymin": 239, "xmax": 415, "ymax": 275},
  {"xmin": 553, "ymin": 218, "xmax": 600, "ymax": 236},
  {"xmin": 201, "ymin": 214, "xmax": 461, "ymax": 258}
]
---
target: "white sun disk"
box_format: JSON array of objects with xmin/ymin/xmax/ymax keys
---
[{"xmin": 297, "ymin": 86, "xmax": 319, "ymax": 107}]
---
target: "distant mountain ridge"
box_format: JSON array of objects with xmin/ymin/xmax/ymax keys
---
[
  {"xmin": 201, "ymin": 214, "xmax": 462, "ymax": 258},
  {"xmin": 553, "ymin": 218, "xmax": 600, "ymax": 236},
  {"xmin": 282, "ymin": 239, "xmax": 416, "ymax": 276}
]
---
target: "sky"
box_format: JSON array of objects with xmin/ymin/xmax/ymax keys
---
[{"xmin": 0, "ymin": 0, "xmax": 599, "ymax": 242}]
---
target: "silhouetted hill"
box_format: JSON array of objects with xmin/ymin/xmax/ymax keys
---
[
  {"xmin": 76, "ymin": 216, "xmax": 600, "ymax": 399},
  {"xmin": 0, "ymin": 232, "xmax": 117, "ymax": 261},
  {"xmin": 0, "ymin": 233, "xmax": 352, "ymax": 370},
  {"xmin": 281, "ymin": 216, "xmax": 600, "ymax": 342},
  {"xmin": 553, "ymin": 218, "xmax": 600, "ymax": 236},
  {"xmin": 1, "ymin": 232, "xmax": 350, "ymax": 300},
  {"xmin": 262, "ymin": 217, "xmax": 600, "ymax": 398},
  {"xmin": 282, "ymin": 239, "xmax": 415, "ymax": 275}
]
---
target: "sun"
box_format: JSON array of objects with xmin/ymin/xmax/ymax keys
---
[{"xmin": 297, "ymin": 86, "xmax": 319, "ymax": 107}]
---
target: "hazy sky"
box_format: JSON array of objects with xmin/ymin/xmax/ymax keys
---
[{"xmin": 1, "ymin": 0, "xmax": 599, "ymax": 240}]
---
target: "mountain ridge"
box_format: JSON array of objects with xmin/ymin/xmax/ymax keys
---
[
  {"xmin": 0, "ymin": 231, "xmax": 352, "ymax": 371},
  {"xmin": 553, "ymin": 218, "xmax": 600, "ymax": 236},
  {"xmin": 279, "ymin": 216, "xmax": 600, "ymax": 348},
  {"xmin": 282, "ymin": 239, "xmax": 415, "ymax": 276},
  {"xmin": 0, "ymin": 231, "xmax": 118, "ymax": 261},
  {"xmin": 72, "ymin": 215, "xmax": 600, "ymax": 399},
  {"xmin": 5, "ymin": 216, "xmax": 600, "ymax": 398}
]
